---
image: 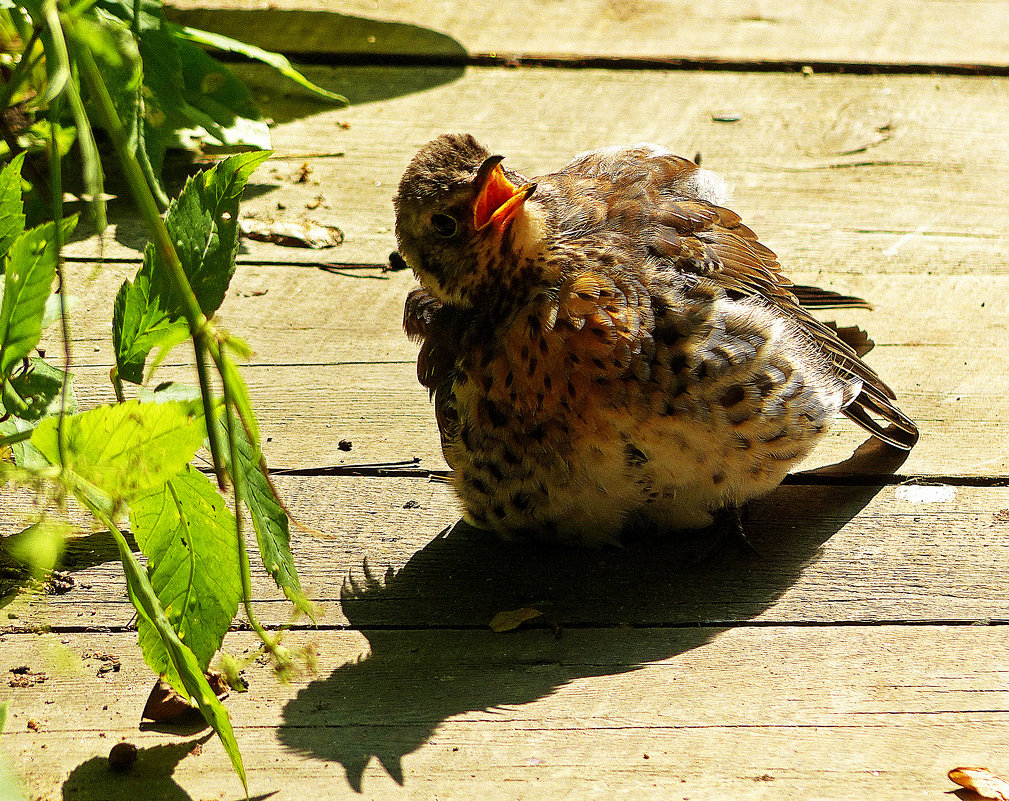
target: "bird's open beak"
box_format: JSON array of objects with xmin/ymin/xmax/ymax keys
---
[{"xmin": 473, "ymin": 155, "xmax": 537, "ymax": 231}]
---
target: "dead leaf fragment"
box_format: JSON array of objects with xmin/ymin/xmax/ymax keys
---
[
  {"xmin": 142, "ymin": 679, "xmax": 201, "ymax": 724},
  {"xmin": 489, "ymin": 606, "xmax": 543, "ymax": 633},
  {"xmin": 239, "ymin": 218, "xmax": 344, "ymax": 249},
  {"xmin": 949, "ymin": 767, "xmax": 1009, "ymax": 801},
  {"xmin": 142, "ymin": 674, "xmax": 229, "ymax": 723}
]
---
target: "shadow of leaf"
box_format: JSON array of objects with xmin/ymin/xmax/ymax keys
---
[
  {"xmin": 164, "ymin": 8, "xmax": 469, "ymax": 112},
  {"xmin": 280, "ymin": 443, "xmax": 910, "ymax": 790}
]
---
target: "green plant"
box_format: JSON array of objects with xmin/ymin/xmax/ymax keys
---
[
  {"xmin": 0, "ymin": 1, "xmax": 338, "ymax": 794},
  {"xmin": 1, "ymin": 0, "xmax": 345, "ymax": 217}
]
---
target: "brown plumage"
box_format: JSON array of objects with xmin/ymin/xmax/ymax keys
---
[{"xmin": 395, "ymin": 134, "xmax": 918, "ymax": 545}]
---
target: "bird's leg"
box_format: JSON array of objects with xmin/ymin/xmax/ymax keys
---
[
  {"xmin": 686, "ymin": 505, "xmax": 759, "ymax": 564},
  {"xmin": 712, "ymin": 505, "xmax": 759, "ymax": 556}
]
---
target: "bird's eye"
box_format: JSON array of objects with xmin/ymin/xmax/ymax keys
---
[{"xmin": 431, "ymin": 213, "xmax": 458, "ymax": 238}]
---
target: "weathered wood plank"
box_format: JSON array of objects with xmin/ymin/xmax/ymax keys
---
[
  {"xmin": 7, "ymin": 478, "xmax": 1008, "ymax": 629},
  {"xmin": 45, "ymin": 245, "xmax": 1009, "ymax": 476},
  {"xmin": 164, "ymin": 0, "xmax": 1009, "ymax": 67},
  {"xmin": 55, "ymin": 264, "xmax": 1008, "ymax": 367},
  {"xmin": 66, "ymin": 67, "xmax": 1009, "ymax": 273},
  {"xmin": 3, "ymin": 626, "xmax": 1008, "ymax": 799},
  {"xmin": 19, "ymin": 353, "xmax": 1008, "ymax": 477}
]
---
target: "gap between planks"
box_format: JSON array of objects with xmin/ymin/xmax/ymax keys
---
[{"xmin": 164, "ymin": 0, "xmax": 1009, "ymax": 69}]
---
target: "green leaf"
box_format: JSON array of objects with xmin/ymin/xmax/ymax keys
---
[
  {"xmin": 0, "ymin": 215, "xmax": 77, "ymax": 376},
  {"xmin": 2, "ymin": 356, "xmax": 75, "ymax": 422},
  {"xmin": 133, "ymin": 17, "xmax": 270, "ymax": 175},
  {"xmin": 113, "ymin": 151, "xmax": 269, "ymax": 384},
  {"xmin": 112, "ymin": 268, "xmax": 189, "ymax": 385},
  {"xmin": 0, "ymin": 152, "xmax": 27, "ymax": 266},
  {"xmin": 131, "ymin": 464, "xmax": 242, "ymax": 677},
  {"xmin": 171, "ymin": 24, "xmax": 348, "ymax": 105},
  {"xmin": 108, "ymin": 522, "xmax": 247, "ymax": 794},
  {"xmin": 174, "ymin": 39, "xmax": 271, "ymax": 151},
  {"xmin": 41, "ymin": 292, "xmax": 76, "ymax": 329},
  {"xmin": 0, "ymin": 415, "xmax": 48, "ymax": 470},
  {"xmin": 2, "ymin": 520, "xmax": 70, "ymax": 578},
  {"xmin": 31, "ymin": 400, "xmax": 205, "ymax": 502},
  {"xmin": 228, "ymin": 411, "xmax": 311, "ymax": 616},
  {"xmin": 175, "ymin": 151, "xmax": 270, "ymax": 315}
]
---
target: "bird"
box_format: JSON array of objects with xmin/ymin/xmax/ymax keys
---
[{"xmin": 394, "ymin": 133, "xmax": 918, "ymax": 546}]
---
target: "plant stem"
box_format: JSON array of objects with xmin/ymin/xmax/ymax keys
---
[
  {"xmin": 68, "ymin": 28, "xmax": 228, "ymax": 489},
  {"xmin": 47, "ymin": 97, "xmax": 70, "ymax": 471},
  {"xmin": 110, "ymin": 367, "xmax": 125, "ymax": 403}
]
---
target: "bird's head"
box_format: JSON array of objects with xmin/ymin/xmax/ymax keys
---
[{"xmin": 394, "ymin": 133, "xmax": 549, "ymax": 309}]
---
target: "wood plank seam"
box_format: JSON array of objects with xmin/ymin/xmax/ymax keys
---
[{"xmin": 227, "ymin": 51, "xmax": 1009, "ymax": 77}]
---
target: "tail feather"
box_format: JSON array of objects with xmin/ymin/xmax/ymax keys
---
[
  {"xmin": 841, "ymin": 393, "xmax": 919, "ymax": 450},
  {"xmin": 792, "ymin": 284, "xmax": 873, "ymax": 309},
  {"xmin": 823, "ymin": 322, "xmax": 875, "ymax": 358}
]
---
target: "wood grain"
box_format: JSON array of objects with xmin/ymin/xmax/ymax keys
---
[
  {"xmin": 4, "ymin": 7, "xmax": 1007, "ymax": 800},
  {"xmin": 36, "ymin": 256, "xmax": 1009, "ymax": 475},
  {"xmin": 165, "ymin": 0, "xmax": 1009, "ymax": 67},
  {"xmin": 65, "ymin": 67, "xmax": 1009, "ymax": 273},
  {"xmin": 3, "ymin": 626, "xmax": 1007, "ymax": 799},
  {"xmin": 7, "ymin": 477, "xmax": 1008, "ymax": 629}
]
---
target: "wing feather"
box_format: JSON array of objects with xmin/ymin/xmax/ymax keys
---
[{"xmin": 546, "ymin": 148, "xmax": 918, "ymax": 450}]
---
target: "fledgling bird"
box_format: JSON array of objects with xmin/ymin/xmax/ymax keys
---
[{"xmin": 394, "ymin": 134, "xmax": 918, "ymax": 546}]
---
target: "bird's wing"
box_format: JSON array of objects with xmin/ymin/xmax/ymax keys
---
[
  {"xmin": 404, "ymin": 286, "xmax": 464, "ymax": 454},
  {"xmin": 547, "ymin": 147, "xmax": 919, "ymax": 450},
  {"xmin": 404, "ymin": 286, "xmax": 451, "ymax": 391}
]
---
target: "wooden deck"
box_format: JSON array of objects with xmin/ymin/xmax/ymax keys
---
[{"xmin": 3, "ymin": 1, "xmax": 1009, "ymax": 798}]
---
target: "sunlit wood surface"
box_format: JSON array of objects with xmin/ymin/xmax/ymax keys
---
[{"xmin": 3, "ymin": 2, "xmax": 1008, "ymax": 798}]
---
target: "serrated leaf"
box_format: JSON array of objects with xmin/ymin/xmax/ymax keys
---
[
  {"xmin": 112, "ymin": 269, "xmax": 190, "ymax": 385},
  {"xmin": 31, "ymin": 400, "xmax": 205, "ymax": 501},
  {"xmin": 112, "ymin": 151, "xmax": 269, "ymax": 384},
  {"xmin": 111, "ymin": 526, "xmax": 246, "ymax": 793},
  {"xmin": 171, "ymin": 24, "xmax": 347, "ymax": 104},
  {"xmin": 0, "ymin": 215, "xmax": 78, "ymax": 376},
  {"xmin": 131, "ymin": 464, "xmax": 242, "ymax": 676},
  {"xmin": 179, "ymin": 150, "xmax": 271, "ymax": 315},
  {"xmin": 229, "ymin": 414, "xmax": 310, "ymax": 615},
  {"xmin": 4, "ymin": 356, "xmax": 74, "ymax": 422},
  {"xmin": 0, "ymin": 153, "xmax": 27, "ymax": 266}
]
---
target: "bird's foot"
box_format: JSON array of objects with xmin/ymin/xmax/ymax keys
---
[{"xmin": 687, "ymin": 506, "xmax": 758, "ymax": 564}]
